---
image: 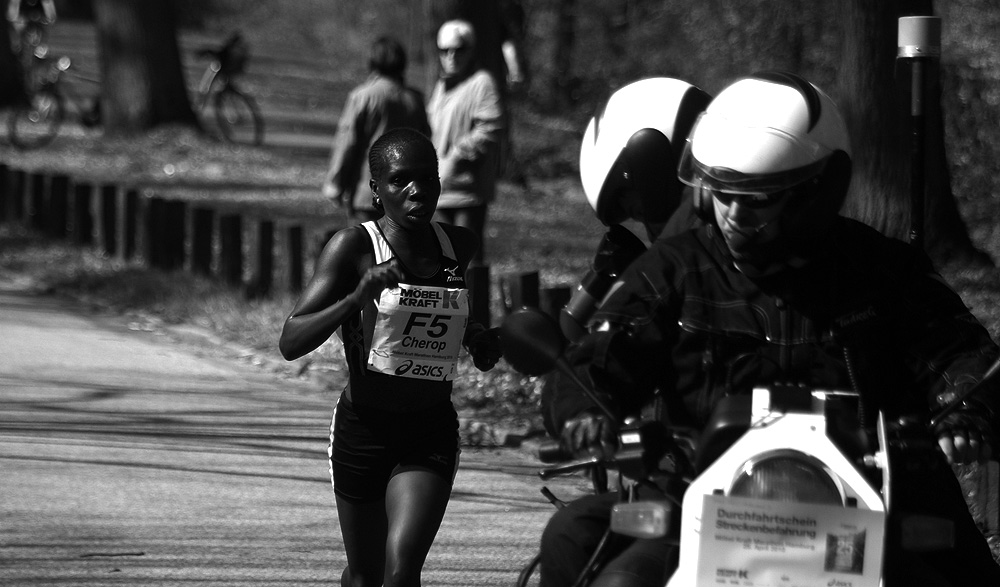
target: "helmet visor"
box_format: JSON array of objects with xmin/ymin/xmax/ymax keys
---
[{"xmin": 677, "ymin": 112, "xmax": 833, "ymax": 194}]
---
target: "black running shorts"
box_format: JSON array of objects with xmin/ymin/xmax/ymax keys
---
[{"xmin": 329, "ymin": 394, "xmax": 460, "ymax": 503}]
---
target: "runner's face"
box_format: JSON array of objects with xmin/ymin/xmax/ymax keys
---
[{"xmin": 374, "ymin": 143, "xmax": 441, "ymax": 228}]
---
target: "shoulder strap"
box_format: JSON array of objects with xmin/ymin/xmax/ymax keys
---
[
  {"xmin": 432, "ymin": 222, "xmax": 458, "ymax": 261},
  {"xmin": 362, "ymin": 220, "xmax": 393, "ymax": 264}
]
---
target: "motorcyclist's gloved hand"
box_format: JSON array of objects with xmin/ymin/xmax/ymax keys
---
[
  {"xmin": 933, "ymin": 387, "xmax": 995, "ymax": 465},
  {"xmin": 464, "ymin": 323, "xmax": 502, "ymax": 372},
  {"xmin": 561, "ymin": 409, "xmax": 617, "ymax": 460}
]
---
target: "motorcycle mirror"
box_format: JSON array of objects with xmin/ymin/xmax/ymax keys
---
[
  {"xmin": 499, "ymin": 307, "xmax": 566, "ymax": 376},
  {"xmin": 499, "ymin": 306, "xmax": 620, "ymax": 423}
]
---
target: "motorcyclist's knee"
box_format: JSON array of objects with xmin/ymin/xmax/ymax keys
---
[
  {"xmin": 589, "ymin": 538, "xmax": 675, "ymax": 587},
  {"xmin": 540, "ymin": 505, "xmax": 576, "ymax": 554}
]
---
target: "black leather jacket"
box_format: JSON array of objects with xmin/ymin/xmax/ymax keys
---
[{"xmin": 552, "ymin": 218, "xmax": 999, "ymax": 435}]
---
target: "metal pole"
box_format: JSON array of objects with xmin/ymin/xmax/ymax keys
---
[{"xmin": 897, "ymin": 16, "xmax": 941, "ymax": 250}]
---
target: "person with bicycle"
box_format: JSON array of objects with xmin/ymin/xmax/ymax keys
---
[
  {"xmin": 539, "ymin": 71, "xmax": 1000, "ymax": 587},
  {"xmin": 6, "ymin": 0, "xmax": 56, "ymax": 31},
  {"xmin": 323, "ymin": 36, "xmax": 431, "ymax": 224},
  {"xmin": 279, "ymin": 128, "xmax": 502, "ymax": 587},
  {"xmin": 6, "ymin": 0, "xmax": 54, "ymax": 66}
]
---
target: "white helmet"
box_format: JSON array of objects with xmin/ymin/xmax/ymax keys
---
[
  {"xmin": 579, "ymin": 77, "xmax": 711, "ymax": 232},
  {"xmin": 679, "ymin": 71, "xmax": 852, "ymax": 243}
]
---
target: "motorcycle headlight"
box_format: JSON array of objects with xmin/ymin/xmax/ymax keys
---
[{"xmin": 728, "ymin": 449, "xmax": 843, "ymax": 505}]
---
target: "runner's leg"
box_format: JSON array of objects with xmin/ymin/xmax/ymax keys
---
[
  {"xmin": 382, "ymin": 469, "xmax": 452, "ymax": 587},
  {"xmin": 336, "ymin": 494, "xmax": 388, "ymax": 587}
]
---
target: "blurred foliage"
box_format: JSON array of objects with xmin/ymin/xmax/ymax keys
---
[
  {"xmin": 135, "ymin": 0, "xmax": 999, "ymax": 220},
  {"xmin": 17, "ymin": 0, "xmax": 998, "ymax": 431},
  {"xmin": 525, "ymin": 0, "xmax": 840, "ymax": 108},
  {"xmin": 938, "ymin": 0, "xmax": 1000, "ymax": 227}
]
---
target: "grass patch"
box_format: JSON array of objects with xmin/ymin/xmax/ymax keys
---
[{"xmin": 0, "ymin": 222, "xmax": 547, "ymax": 436}]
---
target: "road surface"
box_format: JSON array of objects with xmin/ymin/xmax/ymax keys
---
[{"xmin": 0, "ymin": 279, "xmax": 589, "ymax": 586}]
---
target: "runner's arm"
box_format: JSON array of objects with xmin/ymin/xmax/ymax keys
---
[{"xmin": 279, "ymin": 227, "xmax": 402, "ymax": 360}]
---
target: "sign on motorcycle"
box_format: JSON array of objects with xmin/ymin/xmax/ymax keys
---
[{"xmin": 698, "ymin": 494, "xmax": 884, "ymax": 586}]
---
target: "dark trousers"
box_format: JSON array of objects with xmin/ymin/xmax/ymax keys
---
[{"xmin": 539, "ymin": 490, "xmax": 675, "ymax": 587}]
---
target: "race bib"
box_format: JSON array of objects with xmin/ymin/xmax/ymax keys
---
[{"xmin": 368, "ymin": 284, "xmax": 469, "ymax": 381}]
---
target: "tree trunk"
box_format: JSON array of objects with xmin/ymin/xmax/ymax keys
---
[
  {"xmin": 552, "ymin": 0, "xmax": 577, "ymax": 106},
  {"xmin": 92, "ymin": 0, "xmax": 198, "ymax": 135},
  {"xmin": 0, "ymin": 20, "xmax": 26, "ymax": 106},
  {"xmin": 837, "ymin": 0, "xmax": 991, "ymax": 266}
]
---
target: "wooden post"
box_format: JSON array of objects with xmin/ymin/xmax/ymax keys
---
[
  {"xmin": 466, "ymin": 264, "xmax": 491, "ymax": 327},
  {"xmin": 146, "ymin": 197, "xmax": 186, "ymax": 270},
  {"xmin": 48, "ymin": 174, "xmax": 70, "ymax": 238},
  {"xmin": 500, "ymin": 270, "xmax": 539, "ymax": 314},
  {"xmin": 219, "ymin": 213, "xmax": 243, "ymax": 287},
  {"xmin": 71, "ymin": 181, "xmax": 94, "ymax": 245},
  {"xmin": 118, "ymin": 188, "xmax": 139, "ymax": 262},
  {"xmin": 540, "ymin": 285, "xmax": 572, "ymax": 320},
  {"xmin": 27, "ymin": 172, "xmax": 46, "ymax": 230},
  {"xmin": 98, "ymin": 184, "xmax": 118, "ymax": 256},
  {"xmin": 248, "ymin": 218, "xmax": 274, "ymax": 298},
  {"xmin": 287, "ymin": 224, "xmax": 304, "ymax": 293},
  {"xmin": 4, "ymin": 168, "xmax": 25, "ymax": 221},
  {"xmin": 190, "ymin": 207, "xmax": 215, "ymax": 276},
  {"xmin": 0, "ymin": 164, "xmax": 8, "ymax": 223}
]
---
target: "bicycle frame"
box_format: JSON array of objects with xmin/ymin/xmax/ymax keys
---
[
  {"xmin": 196, "ymin": 60, "xmax": 224, "ymax": 110},
  {"xmin": 41, "ymin": 57, "xmax": 94, "ymax": 121},
  {"xmin": 192, "ymin": 47, "xmax": 264, "ymax": 146}
]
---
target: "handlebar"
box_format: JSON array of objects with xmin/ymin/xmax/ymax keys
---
[
  {"xmin": 536, "ymin": 438, "xmax": 602, "ymax": 480},
  {"xmin": 535, "ymin": 419, "xmax": 698, "ymax": 487},
  {"xmin": 539, "ymin": 455, "xmax": 604, "ymax": 481},
  {"xmin": 537, "ymin": 439, "xmax": 572, "ymax": 463}
]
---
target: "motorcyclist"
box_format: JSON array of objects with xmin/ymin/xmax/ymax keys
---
[
  {"xmin": 540, "ymin": 71, "xmax": 1000, "ymax": 587},
  {"xmin": 541, "ymin": 77, "xmax": 711, "ymax": 437},
  {"xmin": 563, "ymin": 77, "xmax": 711, "ymax": 336}
]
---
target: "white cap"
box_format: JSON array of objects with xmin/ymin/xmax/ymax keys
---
[{"xmin": 437, "ymin": 20, "xmax": 476, "ymax": 49}]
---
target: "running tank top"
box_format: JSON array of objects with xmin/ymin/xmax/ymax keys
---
[{"xmin": 337, "ymin": 221, "xmax": 468, "ymax": 412}]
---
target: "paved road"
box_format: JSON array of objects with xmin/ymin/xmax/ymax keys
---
[{"xmin": 0, "ymin": 281, "xmax": 589, "ymax": 586}]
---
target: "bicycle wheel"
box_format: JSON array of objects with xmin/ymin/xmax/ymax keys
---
[
  {"xmin": 8, "ymin": 89, "xmax": 64, "ymax": 149},
  {"xmin": 515, "ymin": 553, "xmax": 542, "ymax": 587},
  {"xmin": 213, "ymin": 87, "xmax": 264, "ymax": 146},
  {"xmin": 22, "ymin": 22, "xmax": 47, "ymax": 56}
]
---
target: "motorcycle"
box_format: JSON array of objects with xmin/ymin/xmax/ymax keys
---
[{"xmin": 500, "ymin": 306, "xmax": 1000, "ymax": 587}]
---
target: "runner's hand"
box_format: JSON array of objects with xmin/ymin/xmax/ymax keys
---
[
  {"xmin": 356, "ymin": 259, "xmax": 404, "ymax": 301},
  {"xmin": 465, "ymin": 324, "xmax": 501, "ymax": 371}
]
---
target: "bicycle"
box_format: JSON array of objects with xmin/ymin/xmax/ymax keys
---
[
  {"xmin": 6, "ymin": 0, "xmax": 56, "ymax": 72},
  {"xmin": 193, "ymin": 32, "xmax": 264, "ymax": 146},
  {"xmin": 7, "ymin": 54, "xmax": 101, "ymax": 149}
]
